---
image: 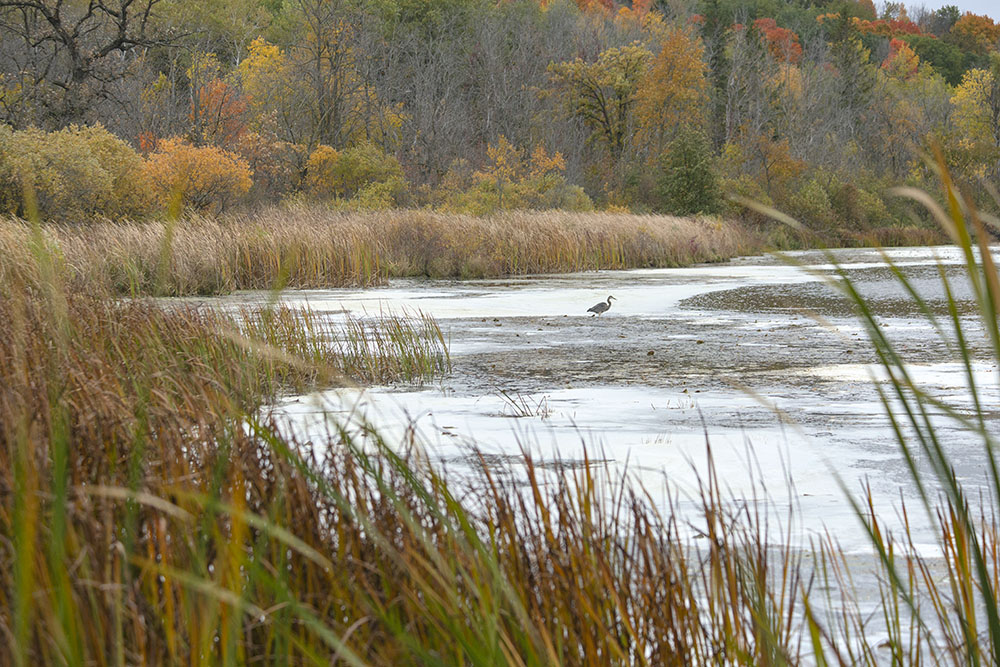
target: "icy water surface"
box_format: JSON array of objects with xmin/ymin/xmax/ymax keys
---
[{"xmin": 202, "ymin": 246, "xmax": 999, "ymax": 553}]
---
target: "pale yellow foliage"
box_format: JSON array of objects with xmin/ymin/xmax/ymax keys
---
[
  {"xmin": 238, "ymin": 38, "xmax": 294, "ymax": 132},
  {"xmin": 952, "ymin": 68, "xmax": 997, "ymax": 148}
]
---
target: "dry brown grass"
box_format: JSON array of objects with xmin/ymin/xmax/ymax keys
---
[{"xmin": 0, "ymin": 207, "xmax": 762, "ymax": 296}]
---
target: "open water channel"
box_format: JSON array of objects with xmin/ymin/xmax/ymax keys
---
[{"xmin": 203, "ymin": 246, "xmax": 999, "ymax": 557}]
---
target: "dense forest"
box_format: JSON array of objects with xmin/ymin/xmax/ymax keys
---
[{"xmin": 1, "ymin": 0, "xmax": 999, "ymax": 237}]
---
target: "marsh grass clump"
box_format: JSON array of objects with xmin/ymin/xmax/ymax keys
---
[
  {"xmin": 237, "ymin": 305, "xmax": 450, "ymax": 385},
  {"xmin": 335, "ymin": 310, "xmax": 451, "ymax": 384}
]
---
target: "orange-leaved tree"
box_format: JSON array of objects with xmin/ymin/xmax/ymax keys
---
[
  {"xmin": 753, "ymin": 18, "xmax": 803, "ymax": 64},
  {"xmin": 143, "ymin": 138, "xmax": 253, "ymax": 212},
  {"xmin": 634, "ymin": 25, "xmax": 709, "ymax": 158},
  {"xmin": 187, "ymin": 52, "xmax": 248, "ymax": 149},
  {"xmin": 949, "ymin": 12, "xmax": 1000, "ymax": 57}
]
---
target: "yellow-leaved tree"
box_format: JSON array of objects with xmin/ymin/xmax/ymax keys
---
[
  {"xmin": 548, "ymin": 43, "xmax": 652, "ymax": 167},
  {"xmin": 482, "ymin": 135, "xmax": 522, "ymax": 210},
  {"xmin": 951, "ymin": 55, "xmax": 1000, "ymax": 177},
  {"xmin": 238, "ymin": 38, "xmax": 296, "ymax": 136}
]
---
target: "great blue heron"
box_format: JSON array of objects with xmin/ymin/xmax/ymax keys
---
[{"xmin": 587, "ymin": 295, "xmax": 616, "ymax": 316}]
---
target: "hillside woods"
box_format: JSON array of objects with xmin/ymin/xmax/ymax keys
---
[{"xmin": 0, "ymin": 0, "xmax": 998, "ymax": 239}]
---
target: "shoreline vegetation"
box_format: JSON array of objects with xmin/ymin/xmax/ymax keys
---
[{"xmin": 0, "ymin": 207, "xmax": 943, "ymax": 297}]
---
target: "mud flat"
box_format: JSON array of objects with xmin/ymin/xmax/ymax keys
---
[{"xmin": 192, "ymin": 246, "xmax": 996, "ymax": 555}]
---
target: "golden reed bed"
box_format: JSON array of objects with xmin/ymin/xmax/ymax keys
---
[{"xmin": 0, "ymin": 208, "xmax": 761, "ymax": 296}]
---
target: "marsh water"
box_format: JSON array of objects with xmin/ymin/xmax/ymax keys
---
[{"xmin": 202, "ymin": 246, "xmax": 999, "ymax": 555}]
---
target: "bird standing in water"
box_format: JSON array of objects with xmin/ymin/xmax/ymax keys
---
[{"xmin": 587, "ymin": 295, "xmax": 616, "ymax": 316}]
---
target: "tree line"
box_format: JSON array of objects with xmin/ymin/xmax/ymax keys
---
[{"xmin": 1, "ymin": 0, "xmax": 999, "ymax": 236}]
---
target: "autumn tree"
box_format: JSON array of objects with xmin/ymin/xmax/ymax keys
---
[
  {"xmin": 186, "ymin": 52, "xmax": 247, "ymax": 148},
  {"xmin": 0, "ymin": 0, "xmax": 165, "ymax": 127},
  {"xmin": 238, "ymin": 1, "xmax": 403, "ymax": 155},
  {"xmin": 752, "ymin": 18, "xmax": 802, "ymax": 64},
  {"xmin": 288, "ymin": 0, "xmax": 359, "ymax": 149},
  {"xmin": 548, "ymin": 44, "xmax": 652, "ymax": 168},
  {"xmin": 882, "ymin": 38, "xmax": 920, "ymax": 80},
  {"xmin": 480, "ymin": 135, "xmax": 521, "ymax": 210},
  {"xmin": 143, "ymin": 137, "xmax": 253, "ymax": 211},
  {"xmin": 949, "ymin": 12, "xmax": 1000, "ymax": 58},
  {"xmin": 872, "ymin": 43, "xmax": 951, "ymax": 177},
  {"xmin": 239, "ymin": 37, "xmax": 296, "ymax": 135},
  {"xmin": 634, "ymin": 25, "xmax": 709, "ymax": 157},
  {"xmin": 951, "ymin": 54, "xmax": 1000, "ymax": 178}
]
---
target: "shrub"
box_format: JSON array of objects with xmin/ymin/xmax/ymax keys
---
[
  {"xmin": 831, "ymin": 181, "xmax": 893, "ymax": 228},
  {"xmin": 786, "ymin": 178, "xmax": 835, "ymax": 228},
  {"xmin": 528, "ymin": 179, "xmax": 593, "ymax": 211},
  {"xmin": 143, "ymin": 137, "xmax": 253, "ymax": 212},
  {"xmin": 855, "ymin": 188, "xmax": 892, "ymax": 226},
  {"xmin": 71, "ymin": 125, "xmax": 153, "ymax": 217},
  {"xmin": 235, "ymin": 132, "xmax": 307, "ymax": 201},
  {"xmin": 438, "ymin": 181, "xmax": 501, "ymax": 216},
  {"xmin": 439, "ymin": 140, "xmax": 592, "ymax": 214},
  {"xmin": 356, "ymin": 176, "xmax": 409, "ymax": 210},
  {"xmin": 305, "ymin": 142, "xmax": 405, "ymax": 201},
  {"xmin": 0, "ymin": 124, "xmax": 151, "ymax": 221}
]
